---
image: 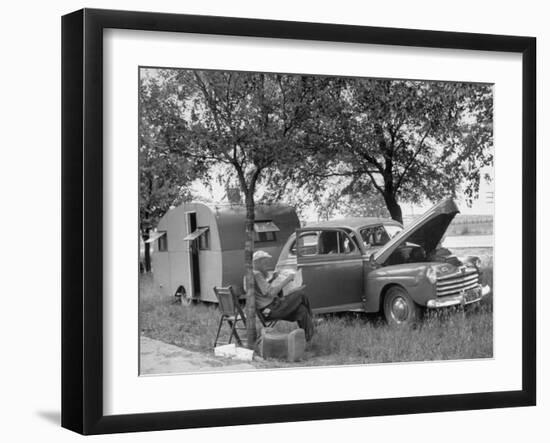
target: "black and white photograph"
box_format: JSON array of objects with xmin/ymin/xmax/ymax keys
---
[{"xmin": 138, "ymin": 67, "xmax": 495, "ymax": 374}]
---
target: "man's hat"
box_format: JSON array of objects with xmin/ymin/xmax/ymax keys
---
[{"xmin": 253, "ymin": 250, "xmax": 272, "ymax": 262}]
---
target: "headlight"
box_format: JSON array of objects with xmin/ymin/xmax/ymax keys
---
[
  {"xmin": 464, "ymin": 256, "xmax": 482, "ymax": 268},
  {"xmin": 426, "ymin": 266, "xmax": 437, "ymax": 284}
]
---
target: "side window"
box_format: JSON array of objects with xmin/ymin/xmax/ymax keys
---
[
  {"xmin": 291, "ymin": 232, "xmax": 318, "ymax": 256},
  {"xmin": 254, "ymin": 231, "xmax": 277, "ymax": 242},
  {"xmin": 157, "ymin": 231, "xmax": 168, "ymax": 252},
  {"xmin": 318, "ymin": 231, "xmax": 338, "ymax": 254},
  {"xmin": 254, "ymin": 220, "xmax": 279, "ymax": 243},
  {"xmin": 340, "ymin": 232, "xmax": 358, "ymax": 254},
  {"xmin": 318, "ymin": 230, "xmax": 358, "ymax": 255},
  {"xmin": 198, "ymin": 227, "xmax": 210, "ymax": 250}
]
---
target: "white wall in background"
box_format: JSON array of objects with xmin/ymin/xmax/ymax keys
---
[{"xmin": 0, "ymin": 1, "xmax": 546, "ymax": 442}]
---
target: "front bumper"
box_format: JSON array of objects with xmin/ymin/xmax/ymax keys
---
[{"xmin": 426, "ymin": 284, "xmax": 491, "ymax": 309}]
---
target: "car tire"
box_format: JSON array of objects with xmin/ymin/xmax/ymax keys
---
[{"xmin": 383, "ymin": 286, "xmax": 421, "ymax": 326}]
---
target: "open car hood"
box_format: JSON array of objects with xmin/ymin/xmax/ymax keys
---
[{"xmin": 373, "ymin": 198, "xmax": 460, "ymax": 264}]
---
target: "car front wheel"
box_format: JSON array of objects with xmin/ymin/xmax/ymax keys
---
[{"xmin": 383, "ymin": 286, "xmax": 421, "ymax": 326}]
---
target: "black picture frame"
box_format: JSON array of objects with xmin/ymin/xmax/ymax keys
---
[{"xmin": 61, "ymin": 8, "xmax": 536, "ymax": 435}]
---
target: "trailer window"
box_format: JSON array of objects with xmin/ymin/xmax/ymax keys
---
[
  {"xmin": 254, "ymin": 220, "xmax": 279, "ymax": 243},
  {"xmin": 198, "ymin": 227, "xmax": 210, "ymax": 250},
  {"xmin": 255, "ymin": 231, "xmax": 276, "ymax": 242},
  {"xmin": 183, "ymin": 227, "xmax": 210, "ymax": 250},
  {"xmin": 157, "ymin": 231, "xmax": 168, "ymax": 251}
]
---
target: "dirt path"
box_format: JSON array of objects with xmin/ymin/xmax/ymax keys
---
[{"xmin": 140, "ymin": 336, "xmax": 255, "ymax": 375}]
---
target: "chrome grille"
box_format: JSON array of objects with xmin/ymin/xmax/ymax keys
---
[{"xmin": 436, "ymin": 270, "xmax": 479, "ymax": 297}]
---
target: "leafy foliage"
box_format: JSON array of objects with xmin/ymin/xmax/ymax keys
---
[
  {"xmin": 139, "ymin": 70, "xmax": 206, "ymax": 270},
  {"xmin": 161, "ymin": 70, "xmax": 318, "ymax": 345},
  {"xmin": 295, "ymin": 78, "xmax": 493, "ymax": 222}
]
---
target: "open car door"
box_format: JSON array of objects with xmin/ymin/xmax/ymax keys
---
[{"xmin": 296, "ymin": 227, "xmax": 364, "ymax": 313}]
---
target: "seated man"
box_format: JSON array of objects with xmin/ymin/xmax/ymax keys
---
[{"xmin": 252, "ymin": 250, "xmax": 315, "ymax": 341}]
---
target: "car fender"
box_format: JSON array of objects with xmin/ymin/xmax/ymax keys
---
[{"xmin": 365, "ymin": 263, "xmax": 437, "ymax": 312}]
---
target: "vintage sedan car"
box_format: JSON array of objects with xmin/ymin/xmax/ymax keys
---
[{"xmin": 275, "ymin": 198, "xmax": 491, "ymax": 325}]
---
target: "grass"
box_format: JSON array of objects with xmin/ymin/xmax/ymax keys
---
[
  {"xmin": 275, "ymin": 310, "xmax": 492, "ymax": 368},
  {"xmin": 446, "ymin": 214, "xmax": 493, "ymax": 236},
  {"xmin": 140, "ymin": 274, "xmax": 223, "ymax": 352},
  {"xmin": 140, "ymin": 257, "xmax": 493, "ymax": 370},
  {"xmin": 404, "ymin": 214, "xmax": 493, "ymax": 236}
]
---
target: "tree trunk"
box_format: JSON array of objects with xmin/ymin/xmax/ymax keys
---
[
  {"xmin": 243, "ymin": 192, "xmax": 257, "ymax": 349},
  {"xmin": 384, "ymin": 194, "xmax": 403, "ymax": 224},
  {"xmin": 141, "ymin": 231, "xmax": 152, "ymax": 273}
]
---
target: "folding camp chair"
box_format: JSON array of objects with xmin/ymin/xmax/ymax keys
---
[
  {"xmin": 256, "ymin": 306, "xmax": 278, "ymax": 328},
  {"xmin": 213, "ymin": 286, "xmax": 247, "ymax": 347}
]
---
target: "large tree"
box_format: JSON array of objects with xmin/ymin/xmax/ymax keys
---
[
  {"xmin": 299, "ymin": 78, "xmax": 493, "ymax": 223},
  {"xmin": 168, "ymin": 70, "xmax": 315, "ymax": 347},
  {"xmin": 139, "ymin": 71, "xmax": 204, "ymax": 271}
]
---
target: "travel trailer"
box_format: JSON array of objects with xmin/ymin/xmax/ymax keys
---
[{"xmin": 149, "ymin": 202, "xmax": 300, "ymax": 303}]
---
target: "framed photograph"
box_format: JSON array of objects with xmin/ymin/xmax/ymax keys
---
[{"xmin": 61, "ymin": 8, "xmax": 536, "ymax": 435}]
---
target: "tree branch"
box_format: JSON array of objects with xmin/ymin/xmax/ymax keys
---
[
  {"xmin": 304, "ymin": 168, "xmax": 381, "ymax": 179},
  {"xmin": 395, "ymin": 125, "xmax": 432, "ymax": 191}
]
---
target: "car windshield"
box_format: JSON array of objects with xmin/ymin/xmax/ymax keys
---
[{"xmin": 361, "ymin": 224, "xmax": 403, "ymax": 248}]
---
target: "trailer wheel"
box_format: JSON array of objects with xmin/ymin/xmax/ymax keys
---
[
  {"xmin": 174, "ymin": 285, "xmax": 193, "ymax": 306},
  {"xmin": 181, "ymin": 292, "xmax": 194, "ymax": 306}
]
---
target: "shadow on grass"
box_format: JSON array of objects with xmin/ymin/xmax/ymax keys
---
[{"xmin": 139, "ymin": 264, "xmax": 494, "ymax": 370}]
